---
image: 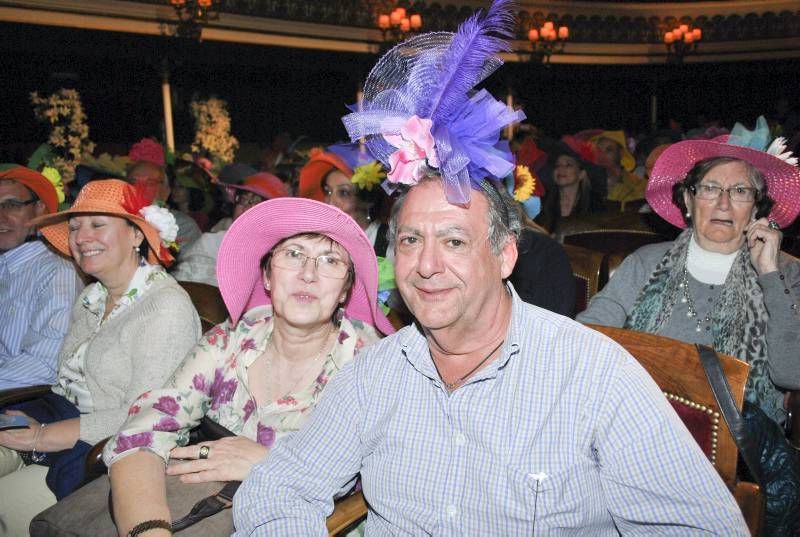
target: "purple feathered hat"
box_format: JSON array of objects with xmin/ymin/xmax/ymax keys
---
[{"xmin": 342, "ymin": 0, "xmax": 525, "ymax": 205}]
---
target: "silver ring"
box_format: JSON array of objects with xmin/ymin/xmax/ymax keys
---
[
  {"xmin": 198, "ymin": 445, "xmax": 210, "ymax": 459},
  {"xmin": 768, "ymin": 220, "xmax": 780, "ymax": 230}
]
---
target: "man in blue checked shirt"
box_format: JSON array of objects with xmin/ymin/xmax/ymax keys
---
[
  {"xmin": 233, "ymin": 176, "xmax": 748, "ymax": 535},
  {"xmin": 0, "ymin": 165, "xmax": 82, "ymax": 390}
]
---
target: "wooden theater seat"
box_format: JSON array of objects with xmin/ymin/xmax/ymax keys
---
[
  {"xmin": 588, "ymin": 324, "xmax": 764, "ymax": 535},
  {"xmin": 563, "ymin": 243, "xmax": 605, "ymax": 315},
  {"xmin": 178, "ymin": 280, "xmax": 229, "ymax": 332},
  {"xmin": 563, "ymin": 229, "xmax": 665, "ymax": 255}
]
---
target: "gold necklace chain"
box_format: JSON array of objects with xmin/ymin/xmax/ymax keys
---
[
  {"xmin": 432, "ymin": 339, "xmax": 505, "ymax": 391},
  {"xmin": 268, "ymin": 324, "xmax": 334, "ymax": 398}
]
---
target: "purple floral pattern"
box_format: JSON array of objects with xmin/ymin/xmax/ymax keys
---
[
  {"xmin": 113, "ymin": 431, "xmax": 154, "ymax": 454},
  {"xmin": 256, "ymin": 423, "xmax": 276, "ymax": 447},
  {"xmin": 103, "ymin": 306, "xmax": 381, "ymax": 466},
  {"xmin": 209, "ymin": 368, "xmax": 238, "ymax": 410},
  {"xmin": 152, "ymin": 396, "xmax": 180, "ymax": 416}
]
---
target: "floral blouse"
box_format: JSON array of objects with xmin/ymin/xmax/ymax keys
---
[
  {"xmin": 103, "ymin": 305, "xmax": 381, "ymax": 465},
  {"xmin": 52, "ymin": 261, "xmax": 167, "ymax": 412}
]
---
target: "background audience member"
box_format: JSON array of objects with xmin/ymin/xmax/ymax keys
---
[
  {"xmin": 0, "ymin": 179, "xmax": 201, "ymax": 535},
  {"xmin": 172, "ymin": 172, "xmax": 289, "ymax": 287},
  {"xmin": 127, "ymin": 138, "xmax": 201, "ymax": 249},
  {"xmin": 0, "ymin": 165, "xmax": 82, "ymax": 389},
  {"xmin": 578, "ymin": 119, "xmax": 800, "ymax": 534},
  {"xmin": 298, "ymin": 146, "xmax": 390, "ymax": 257},
  {"xmin": 590, "ymin": 130, "xmax": 646, "ymax": 210},
  {"xmin": 104, "ymin": 197, "xmax": 393, "ymax": 536}
]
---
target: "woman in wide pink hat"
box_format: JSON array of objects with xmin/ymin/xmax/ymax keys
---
[
  {"xmin": 578, "ymin": 116, "xmax": 800, "ymax": 535},
  {"xmin": 104, "ymin": 197, "xmax": 394, "ymax": 535}
]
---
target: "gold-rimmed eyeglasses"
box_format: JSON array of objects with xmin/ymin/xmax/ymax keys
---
[{"xmin": 271, "ymin": 248, "xmax": 350, "ymax": 279}]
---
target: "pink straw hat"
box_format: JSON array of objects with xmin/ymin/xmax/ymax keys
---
[
  {"xmin": 216, "ymin": 197, "xmax": 395, "ymax": 335},
  {"xmin": 647, "ymin": 135, "xmax": 800, "ymax": 229}
]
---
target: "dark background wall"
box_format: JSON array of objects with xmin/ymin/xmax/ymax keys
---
[{"xmin": 2, "ymin": 22, "xmax": 799, "ymax": 162}]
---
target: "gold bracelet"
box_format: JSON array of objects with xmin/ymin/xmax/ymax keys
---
[{"xmin": 30, "ymin": 423, "xmax": 47, "ymax": 463}]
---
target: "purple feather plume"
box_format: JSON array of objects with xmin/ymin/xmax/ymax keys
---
[{"xmin": 427, "ymin": 0, "xmax": 516, "ymax": 125}]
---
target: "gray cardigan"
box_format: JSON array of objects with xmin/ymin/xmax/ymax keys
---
[
  {"xmin": 577, "ymin": 242, "xmax": 800, "ymax": 390},
  {"xmin": 55, "ymin": 276, "xmax": 202, "ymax": 444}
]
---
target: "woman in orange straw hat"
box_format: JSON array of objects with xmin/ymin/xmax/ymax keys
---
[{"xmin": 0, "ymin": 179, "xmax": 201, "ymax": 535}]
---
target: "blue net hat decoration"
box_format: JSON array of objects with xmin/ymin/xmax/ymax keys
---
[{"xmin": 342, "ymin": 0, "xmax": 525, "ymax": 205}]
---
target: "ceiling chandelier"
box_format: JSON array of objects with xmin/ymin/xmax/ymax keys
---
[
  {"xmin": 527, "ymin": 21, "xmax": 569, "ymax": 64},
  {"xmin": 168, "ymin": 0, "xmax": 220, "ymax": 40},
  {"xmin": 376, "ymin": 4, "xmax": 423, "ymax": 47},
  {"xmin": 664, "ymin": 23, "xmax": 702, "ymax": 64}
]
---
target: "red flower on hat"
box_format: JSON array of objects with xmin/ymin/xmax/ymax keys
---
[{"xmin": 128, "ymin": 138, "xmax": 165, "ymax": 167}]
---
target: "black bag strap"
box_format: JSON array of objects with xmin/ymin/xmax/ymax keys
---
[
  {"xmin": 109, "ymin": 417, "xmax": 242, "ymax": 533},
  {"xmin": 696, "ymin": 344, "xmax": 765, "ymax": 487},
  {"xmin": 170, "ymin": 480, "xmax": 241, "ymax": 532}
]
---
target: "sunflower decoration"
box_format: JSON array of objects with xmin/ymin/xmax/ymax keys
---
[
  {"xmin": 41, "ymin": 166, "xmax": 66, "ymax": 206},
  {"xmin": 351, "ymin": 161, "xmax": 386, "ymax": 191},
  {"xmin": 512, "ymin": 165, "xmax": 545, "ymax": 202},
  {"xmin": 504, "ymin": 164, "xmax": 545, "ymax": 219}
]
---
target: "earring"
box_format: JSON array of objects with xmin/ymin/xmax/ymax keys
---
[
  {"xmin": 685, "ymin": 211, "xmax": 691, "ymax": 218},
  {"xmin": 265, "ymin": 282, "xmax": 271, "ymax": 291},
  {"xmin": 334, "ymin": 305, "xmax": 345, "ymax": 326}
]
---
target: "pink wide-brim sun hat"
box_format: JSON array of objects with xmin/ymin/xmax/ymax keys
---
[
  {"xmin": 647, "ymin": 136, "xmax": 800, "ymax": 229},
  {"xmin": 216, "ymin": 197, "xmax": 395, "ymax": 335}
]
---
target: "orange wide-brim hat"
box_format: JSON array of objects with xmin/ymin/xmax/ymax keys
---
[
  {"xmin": 31, "ymin": 179, "xmax": 174, "ymax": 266},
  {"xmin": 0, "ymin": 166, "xmax": 59, "ymax": 214},
  {"xmin": 297, "ymin": 150, "xmax": 353, "ymax": 201}
]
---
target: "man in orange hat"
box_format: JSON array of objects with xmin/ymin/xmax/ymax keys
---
[
  {"xmin": 0, "ymin": 165, "xmax": 82, "ymax": 389},
  {"xmin": 172, "ymin": 172, "xmax": 289, "ymax": 286}
]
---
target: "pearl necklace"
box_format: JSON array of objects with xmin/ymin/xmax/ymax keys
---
[{"xmin": 678, "ymin": 267, "xmax": 711, "ymax": 333}]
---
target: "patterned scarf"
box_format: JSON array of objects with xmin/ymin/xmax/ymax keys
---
[{"xmin": 626, "ymin": 228, "xmax": 785, "ymax": 424}]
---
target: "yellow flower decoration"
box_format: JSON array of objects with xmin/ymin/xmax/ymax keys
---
[
  {"xmin": 41, "ymin": 166, "xmax": 65, "ymax": 204},
  {"xmin": 351, "ymin": 161, "xmax": 386, "ymax": 191},
  {"xmin": 513, "ymin": 165, "xmax": 535, "ymax": 202}
]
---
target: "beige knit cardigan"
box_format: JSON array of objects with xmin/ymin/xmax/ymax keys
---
[{"xmin": 54, "ymin": 276, "xmax": 202, "ymax": 444}]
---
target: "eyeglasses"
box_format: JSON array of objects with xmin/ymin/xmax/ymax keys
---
[
  {"xmin": 689, "ymin": 183, "xmax": 760, "ymax": 203},
  {"xmin": 0, "ymin": 199, "xmax": 37, "ymax": 212},
  {"xmin": 234, "ymin": 192, "xmax": 264, "ymax": 208},
  {"xmin": 271, "ymin": 248, "xmax": 350, "ymax": 279},
  {"xmin": 322, "ymin": 185, "xmax": 356, "ymax": 200}
]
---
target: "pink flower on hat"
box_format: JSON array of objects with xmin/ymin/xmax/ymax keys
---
[{"xmin": 385, "ymin": 115, "xmax": 439, "ymax": 185}]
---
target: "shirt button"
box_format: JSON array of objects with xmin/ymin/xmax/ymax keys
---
[
  {"xmin": 446, "ymin": 505, "xmax": 458, "ymax": 517},
  {"xmin": 454, "ymin": 433, "xmax": 466, "ymax": 446}
]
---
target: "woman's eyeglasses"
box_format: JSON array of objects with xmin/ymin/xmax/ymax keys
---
[
  {"xmin": 234, "ymin": 192, "xmax": 265, "ymax": 208},
  {"xmin": 689, "ymin": 184, "xmax": 760, "ymax": 203},
  {"xmin": 271, "ymin": 248, "xmax": 350, "ymax": 279}
]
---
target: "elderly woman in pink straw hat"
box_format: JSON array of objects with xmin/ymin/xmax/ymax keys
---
[
  {"xmin": 103, "ymin": 197, "xmax": 394, "ymax": 536},
  {"xmin": 578, "ymin": 116, "xmax": 800, "ymax": 535},
  {"xmin": 0, "ymin": 179, "xmax": 201, "ymax": 535}
]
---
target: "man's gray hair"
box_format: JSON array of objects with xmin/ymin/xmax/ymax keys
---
[{"xmin": 387, "ymin": 177, "xmax": 522, "ymax": 256}]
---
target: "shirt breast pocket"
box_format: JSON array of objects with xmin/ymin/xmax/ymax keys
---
[{"xmin": 506, "ymin": 461, "xmax": 602, "ymax": 533}]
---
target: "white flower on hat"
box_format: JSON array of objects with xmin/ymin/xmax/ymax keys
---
[
  {"xmin": 766, "ymin": 137, "xmax": 798, "ymax": 167},
  {"xmin": 139, "ymin": 205, "xmax": 179, "ymax": 244}
]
